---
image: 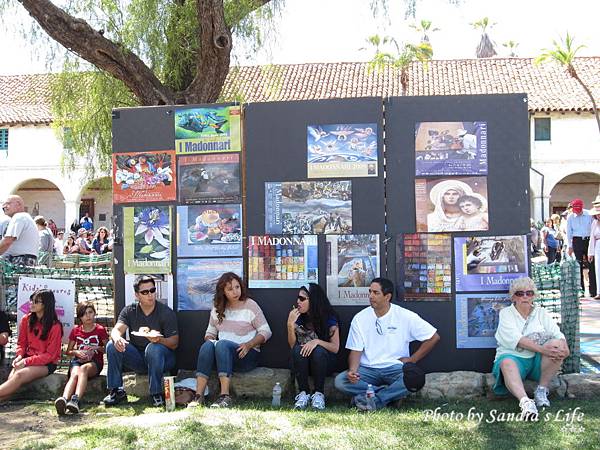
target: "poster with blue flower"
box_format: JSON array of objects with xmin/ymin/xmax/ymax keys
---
[{"xmin": 124, "ymin": 206, "xmax": 172, "ymax": 274}]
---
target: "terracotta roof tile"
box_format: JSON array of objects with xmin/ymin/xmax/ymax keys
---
[
  {"xmin": 1, "ymin": 58, "xmax": 599, "ymax": 125},
  {"xmin": 0, "ymin": 74, "xmax": 53, "ymax": 125},
  {"xmin": 222, "ymin": 58, "xmax": 600, "ymax": 113}
]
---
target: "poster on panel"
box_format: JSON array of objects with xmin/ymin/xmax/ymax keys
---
[
  {"xmin": 124, "ymin": 274, "xmax": 174, "ymax": 309},
  {"xmin": 415, "ymin": 121, "xmax": 487, "ymax": 176},
  {"xmin": 175, "ymin": 105, "xmax": 241, "ymax": 154},
  {"xmin": 123, "ymin": 206, "xmax": 171, "ymax": 274},
  {"xmin": 17, "ymin": 276, "xmax": 75, "ymax": 343},
  {"xmin": 113, "ymin": 150, "xmax": 176, "ymax": 204},
  {"xmin": 178, "ymin": 153, "xmax": 241, "ymax": 204},
  {"xmin": 396, "ymin": 233, "xmax": 451, "ymax": 301},
  {"xmin": 177, "ymin": 205, "xmax": 242, "ymax": 257},
  {"xmin": 248, "ymin": 235, "xmax": 318, "ymax": 288},
  {"xmin": 454, "ymin": 235, "xmax": 529, "ymax": 291},
  {"xmin": 177, "ymin": 258, "xmax": 243, "ymax": 311},
  {"xmin": 455, "ymin": 293, "xmax": 511, "ymax": 348},
  {"xmin": 307, "ymin": 123, "xmax": 378, "ymax": 178},
  {"xmin": 265, "ymin": 181, "xmax": 352, "ymax": 234},
  {"xmin": 415, "ymin": 176, "xmax": 488, "ymax": 233},
  {"xmin": 326, "ymin": 234, "xmax": 379, "ymax": 306}
]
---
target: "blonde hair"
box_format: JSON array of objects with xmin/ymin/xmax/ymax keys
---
[{"xmin": 508, "ymin": 276, "xmax": 536, "ymax": 299}]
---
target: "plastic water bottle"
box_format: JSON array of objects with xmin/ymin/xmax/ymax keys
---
[
  {"xmin": 365, "ymin": 384, "xmax": 376, "ymax": 411},
  {"xmin": 272, "ymin": 382, "xmax": 282, "ymax": 407}
]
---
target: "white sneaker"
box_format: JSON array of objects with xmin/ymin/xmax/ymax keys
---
[
  {"xmin": 519, "ymin": 397, "xmax": 539, "ymax": 421},
  {"xmin": 311, "ymin": 391, "xmax": 326, "ymax": 410},
  {"xmin": 294, "ymin": 391, "xmax": 311, "ymax": 410},
  {"xmin": 534, "ymin": 386, "xmax": 550, "ymax": 408}
]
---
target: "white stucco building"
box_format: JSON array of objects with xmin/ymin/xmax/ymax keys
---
[{"xmin": 1, "ymin": 58, "xmax": 599, "ymax": 226}]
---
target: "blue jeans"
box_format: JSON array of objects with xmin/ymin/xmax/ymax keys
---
[
  {"xmin": 196, "ymin": 340, "xmax": 259, "ymax": 378},
  {"xmin": 291, "ymin": 344, "xmax": 336, "ymax": 393},
  {"xmin": 106, "ymin": 341, "xmax": 176, "ymax": 395},
  {"xmin": 334, "ymin": 363, "xmax": 408, "ymax": 408}
]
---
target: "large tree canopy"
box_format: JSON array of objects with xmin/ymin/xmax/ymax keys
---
[
  {"xmin": 5, "ymin": 0, "xmax": 448, "ymax": 176},
  {"xmin": 7, "ymin": 0, "xmax": 280, "ymax": 173},
  {"xmin": 16, "ymin": 0, "xmax": 274, "ymax": 105}
]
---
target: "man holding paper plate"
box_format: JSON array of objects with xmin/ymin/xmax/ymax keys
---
[{"xmin": 103, "ymin": 275, "xmax": 179, "ymax": 407}]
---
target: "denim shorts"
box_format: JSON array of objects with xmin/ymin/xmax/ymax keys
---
[
  {"xmin": 492, "ymin": 353, "xmax": 542, "ymax": 395},
  {"xmin": 68, "ymin": 358, "xmax": 102, "ymax": 377}
]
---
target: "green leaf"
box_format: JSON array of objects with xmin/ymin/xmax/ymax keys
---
[{"xmin": 139, "ymin": 244, "xmax": 155, "ymax": 254}]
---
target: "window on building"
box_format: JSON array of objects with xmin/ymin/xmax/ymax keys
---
[
  {"xmin": 534, "ymin": 118, "xmax": 551, "ymax": 141},
  {"xmin": 0, "ymin": 128, "xmax": 8, "ymax": 150}
]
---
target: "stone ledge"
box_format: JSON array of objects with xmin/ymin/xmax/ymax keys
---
[
  {"xmin": 12, "ymin": 372, "xmax": 106, "ymax": 401},
  {"xmin": 6, "ymin": 370, "xmax": 600, "ymax": 401}
]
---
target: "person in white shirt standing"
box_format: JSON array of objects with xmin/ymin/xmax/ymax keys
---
[
  {"xmin": 334, "ymin": 277, "xmax": 440, "ymax": 411},
  {"xmin": 0, "ymin": 195, "xmax": 40, "ymax": 266}
]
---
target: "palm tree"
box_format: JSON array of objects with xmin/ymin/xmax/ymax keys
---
[
  {"xmin": 471, "ymin": 17, "xmax": 497, "ymax": 58},
  {"xmin": 536, "ymin": 33, "xmax": 600, "ymax": 134},
  {"xmin": 502, "ymin": 40, "xmax": 519, "ymax": 57},
  {"xmin": 364, "ymin": 34, "xmax": 433, "ymax": 96},
  {"xmin": 410, "ymin": 20, "xmax": 440, "ymax": 44}
]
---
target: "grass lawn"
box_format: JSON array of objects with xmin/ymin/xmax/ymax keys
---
[{"xmin": 13, "ymin": 397, "xmax": 600, "ymax": 450}]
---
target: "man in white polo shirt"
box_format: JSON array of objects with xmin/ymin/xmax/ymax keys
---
[
  {"xmin": 334, "ymin": 277, "xmax": 440, "ymax": 410},
  {"xmin": 0, "ymin": 195, "xmax": 40, "ymax": 266}
]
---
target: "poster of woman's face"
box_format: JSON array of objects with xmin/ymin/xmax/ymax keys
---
[{"xmin": 415, "ymin": 176, "xmax": 489, "ymax": 233}]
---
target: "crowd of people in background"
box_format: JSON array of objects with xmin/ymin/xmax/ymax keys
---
[
  {"xmin": 0, "ymin": 195, "xmax": 114, "ymax": 268},
  {"xmin": 531, "ymin": 195, "xmax": 600, "ymax": 299}
]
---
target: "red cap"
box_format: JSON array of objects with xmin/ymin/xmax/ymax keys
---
[{"xmin": 571, "ymin": 198, "xmax": 584, "ymax": 212}]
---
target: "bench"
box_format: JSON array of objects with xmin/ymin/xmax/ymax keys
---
[{"xmin": 9, "ymin": 369, "xmax": 600, "ymax": 402}]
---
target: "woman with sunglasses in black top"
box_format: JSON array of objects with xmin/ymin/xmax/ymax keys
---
[
  {"xmin": 0, "ymin": 289, "xmax": 63, "ymax": 402},
  {"xmin": 491, "ymin": 276, "xmax": 569, "ymax": 421},
  {"xmin": 287, "ymin": 283, "xmax": 339, "ymax": 410}
]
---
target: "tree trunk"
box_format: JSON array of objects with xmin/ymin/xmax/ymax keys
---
[
  {"xmin": 182, "ymin": 0, "xmax": 232, "ymax": 104},
  {"xmin": 570, "ymin": 66, "xmax": 600, "ymax": 135},
  {"xmin": 476, "ymin": 33, "xmax": 497, "ymax": 59},
  {"xmin": 18, "ymin": 0, "xmax": 176, "ymax": 105}
]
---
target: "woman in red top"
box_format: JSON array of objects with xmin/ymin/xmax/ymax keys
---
[{"xmin": 0, "ymin": 289, "xmax": 63, "ymax": 402}]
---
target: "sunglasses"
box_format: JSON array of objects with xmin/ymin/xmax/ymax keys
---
[
  {"xmin": 514, "ymin": 290, "xmax": 535, "ymax": 297},
  {"xmin": 139, "ymin": 287, "xmax": 157, "ymax": 295},
  {"xmin": 29, "ymin": 299, "xmax": 43, "ymax": 305},
  {"xmin": 297, "ymin": 295, "xmax": 309, "ymax": 302}
]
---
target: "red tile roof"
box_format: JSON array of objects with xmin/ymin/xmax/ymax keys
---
[
  {"xmin": 0, "ymin": 74, "xmax": 53, "ymax": 125},
  {"xmin": 221, "ymin": 58, "xmax": 600, "ymax": 113},
  {"xmin": 1, "ymin": 58, "xmax": 599, "ymax": 125}
]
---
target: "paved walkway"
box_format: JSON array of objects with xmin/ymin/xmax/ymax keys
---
[{"xmin": 580, "ymin": 296, "xmax": 600, "ymax": 373}]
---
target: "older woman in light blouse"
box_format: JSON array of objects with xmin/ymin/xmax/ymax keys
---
[{"xmin": 492, "ymin": 277, "xmax": 569, "ymax": 420}]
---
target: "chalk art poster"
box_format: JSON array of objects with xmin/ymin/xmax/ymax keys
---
[
  {"xmin": 265, "ymin": 181, "xmax": 352, "ymax": 234},
  {"xmin": 307, "ymin": 123, "xmax": 378, "ymax": 178},
  {"xmin": 177, "ymin": 258, "xmax": 243, "ymax": 311},
  {"xmin": 454, "ymin": 235, "xmax": 529, "ymax": 292},
  {"xmin": 177, "ymin": 204, "xmax": 242, "ymax": 257},
  {"xmin": 175, "ymin": 105, "xmax": 241, "ymax": 154},
  {"xmin": 124, "ymin": 206, "xmax": 172, "ymax": 274},
  {"xmin": 456, "ymin": 293, "xmax": 511, "ymax": 348},
  {"xmin": 178, "ymin": 153, "xmax": 241, "ymax": 204},
  {"xmin": 248, "ymin": 235, "xmax": 318, "ymax": 288},
  {"xmin": 326, "ymin": 234, "xmax": 379, "ymax": 306},
  {"xmin": 415, "ymin": 121, "xmax": 488, "ymax": 176},
  {"xmin": 113, "ymin": 150, "xmax": 176, "ymax": 204}
]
